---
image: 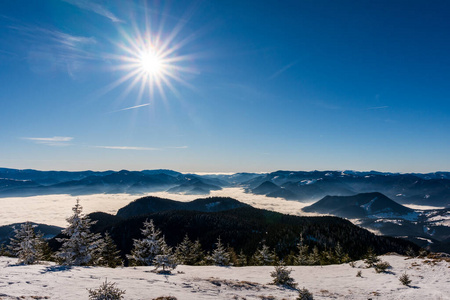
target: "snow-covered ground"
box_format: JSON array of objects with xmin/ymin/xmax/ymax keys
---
[
  {"xmin": 0, "ymin": 255, "xmax": 449, "ymax": 299},
  {"xmin": 0, "ymin": 188, "xmax": 318, "ymax": 227}
]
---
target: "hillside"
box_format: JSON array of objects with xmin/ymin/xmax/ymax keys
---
[
  {"xmin": 115, "ymin": 196, "xmax": 250, "ymax": 218},
  {"xmin": 50, "ymin": 199, "xmax": 420, "ymax": 261},
  {"xmin": 303, "ymin": 192, "xmax": 415, "ymax": 219}
]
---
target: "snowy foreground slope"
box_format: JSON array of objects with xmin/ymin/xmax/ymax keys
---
[{"xmin": 1, "ymin": 255, "xmax": 449, "ymax": 300}]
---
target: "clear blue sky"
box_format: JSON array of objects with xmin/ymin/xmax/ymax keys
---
[{"xmin": 1, "ymin": 0, "xmax": 449, "ymax": 173}]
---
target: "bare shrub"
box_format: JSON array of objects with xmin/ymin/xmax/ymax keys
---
[
  {"xmin": 88, "ymin": 279, "xmax": 125, "ymax": 300},
  {"xmin": 297, "ymin": 287, "xmax": 314, "ymax": 300}
]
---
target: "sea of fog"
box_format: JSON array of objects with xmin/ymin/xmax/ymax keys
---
[{"xmin": 0, "ymin": 188, "xmax": 319, "ymax": 227}]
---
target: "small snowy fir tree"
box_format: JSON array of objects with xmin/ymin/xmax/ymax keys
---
[
  {"xmin": 127, "ymin": 219, "xmax": 165, "ymax": 266},
  {"xmin": 364, "ymin": 248, "xmax": 380, "ymax": 268},
  {"xmin": 88, "ymin": 279, "xmax": 125, "ymax": 300},
  {"xmin": 56, "ymin": 199, "xmax": 103, "ymax": 266},
  {"xmin": 399, "ymin": 273, "xmax": 412, "ymax": 286},
  {"xmin": 295, "ymin": 235, "xmax": 309, "ymax": 265},
  {"xmin": 9, "ymin": 222, "xmax": 40, "ymax": 264},
  {"xmin": 98, "ymin": 232, "xmax": 123, "ymax": 268},
  {"xmin": 253, "ymin": 244, "xmax": 276, "ymax": 266},
  {"xmin": 35, "ymin": 232, "xmax": 53, "ymax": 262},
  {"xmin": 307, "ymin": 246, "xmax": 320, "ymax": 265},
  {"xmin": 174, "ymin": 233, "xmax": 194, "ymax": 264},
  {"xmin": 153, "ymin": 239, "xmax": 177, "ymax": 273},
  {"xmin": 236, "ymin": 249, "xmax": 248, "ymax": 266},
  {"xmin": 406, "ymin": 246, "xmax": 416, "ymax": 258},
  {"xmin": 189, "ymin": 239, "xmax": 205, "ymax": 265},
  {"xmin": 208, "ymin": 236, "xmax": 231, "ymax": 266},
  {"xmin": 271, "ymin": 261, "xmax": 297, "ymax": 288},
  {"xmin": 297, "ymin": 287, "xmax": 314, "ymax": 300},
  {"xmin": 334, "ymin": 242, "xmax": 344, "ymax": 263},
  {"xmin": 174, "ymin": 234, "xmax": 205, "ymax": 265}
]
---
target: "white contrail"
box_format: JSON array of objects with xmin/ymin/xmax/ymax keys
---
[{"xmin": 109, "ymin": 103, "xmax": 150, "ymax": 113}]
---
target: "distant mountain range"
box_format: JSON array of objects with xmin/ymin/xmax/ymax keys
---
[
  {"xmin": 1, "ymin": 168, "xmax": 449, "ymax": 253},
  {"xmin": 1, "ymin": 168, "xmax": 449, "ymax": 208},
  {"xmin": 303, "ymin": 192, "xmax": 450, "ymax": 253},
  {"xmin": 243, "ymin": 170, "xmax": 450, "ymax": 207}
]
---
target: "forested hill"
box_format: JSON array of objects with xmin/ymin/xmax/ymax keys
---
[{"xmin": 49, "ymin": 201, "xmax": 419, "ymax": 262}]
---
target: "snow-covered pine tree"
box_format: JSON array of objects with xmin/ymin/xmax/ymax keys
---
[
  {"xmin": 307, "ymin": 246, "xmax": 320, "ymax": 265},
  {"xmin": 208, "ymin": 236, "xmax": 231, "ymax": 266},
  {"xmin": 270, "ymin": 261, "xmax": 297, "ymax": 288},
  {"xmin": 35, "ymin": 231, "xmax": 53, "ymax": 262},
  {"xmin": 153, "ymin": 238, "xmax": 177, "ymax": 273},
  {"xmin": 98, "ymin": 232, "xmax": 123, "ymax": 268},
  {"xmin": 56, "ymin": 199, "xmax": 103, "ymax": 266},
  {"xmin": 236, "ymin": 249, "xmax": 248, "ymax": 266},
  {"xmin": 174, "ymin": 233, "xmax": 194, "ymax": 264},
  {"xmin": 126, "ymin": 219, "xmax": 164, "ymax": 266},
  {"xmin": 253, "ymin": 244, "xmax": 276, "ymax": 266},
  {"xmin": 9, "ymin": 222, "xmax": 40, "ymax": 264},
  {"xmin": 189, "ymin": 239, "xmax": 205, "ymax": 265},
  {"xmin": 295, "ymin": 235, "xmax": 309, "ymax": 265},
  {"xmin": 364, "ymin": 248, "xmax": 380, "ymax": 268}
]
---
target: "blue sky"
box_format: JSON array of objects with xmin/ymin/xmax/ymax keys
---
[{"xmin": 0, "ymin": 0, "xmax": 449, "ymax": 173}]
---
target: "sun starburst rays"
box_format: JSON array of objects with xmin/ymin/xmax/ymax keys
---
[{"xmin": 100, "ymin": 17, "xmax": 196, "ymax": 109}]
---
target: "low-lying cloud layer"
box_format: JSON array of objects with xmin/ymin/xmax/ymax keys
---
[{"xmin": 0, "ymin": 188, "xmax": 318, "ymax": 227}]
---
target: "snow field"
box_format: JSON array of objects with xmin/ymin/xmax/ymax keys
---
[{"xmin": 0, "ymin": 255, "xmax": 449, "ymax": 299}]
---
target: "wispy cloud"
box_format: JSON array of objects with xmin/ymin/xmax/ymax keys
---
[
  {"xmin": 93, "ymin": 145, "xmax": 189, "ymax": 151},
  {"xmin": 268, "ymin": 61, "xmax": 298, "ymax": 80},
  {"xmin": 62, "ymin": 0, "xmax": 124, "ymax": 23},
  {"xmin": 368, "ymin": 106, "xmax": 389, "ymax": 110},
  {"xmin": 9, "ymin": 24, "xmax": 97, "ymax": 76},
  {"xmin": 108, "ymin": 103, "xmax": 150, "ymax": 113},
  {"xmin": 93, "ymin": 146, "xmax": 161, "ymax": 151},
  {"xmin": 22, "ymin": 136, "xmax": 73, "ymax": 146}
]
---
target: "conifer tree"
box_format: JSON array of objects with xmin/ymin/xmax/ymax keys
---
[
  {"xmin": 253, "ymin": 244, "xmax": 276, "ymax": 266},
  {"xmin": 364, "ymin": 248, "xmax": 380, "ymax": 268},
  {"xmin": 271, "ymin": 261, "xmax": 297, "ymax": 288},
  {"xmin": 98, "ymin": 232, "xmax": 123, "ymax": 268},
  {"xmin": 307, "ymin": 246, "xmax": 320, "ymax": 265},
  {"xmin": 9, "ymin": 222, "xmax": 40, "ymax": 264},
  {"xmin": 236, "ymin": 249, "xmax": 248, "ymax": 266},
  {"xmin": 208, "ymin": 236, "xmax": 231, "ymax": 266},
  {"xmin": 295, "ymin": 235, "xmax": 309, "ymax": 265},
  {"xmin": 153, "ymin": 238, "xmax": 177, "ymax": 273},
  {"xmin": 334, "ymin": 242, "xmax": 350, "ymax": 264},
  {"xmin": 189, "ymin": 239, "xmax": 205, "ymax": 265},
  {"xmin": 56, "ymin": 199, "xmax": 103, "ymax": 266},
  {"xmin": 174, "ymin": 234, "xmax": 194, "ymax": 264},
  {"xmin": 127, "ymin": 219, "xmax": 164, "ymax": 266},
  {"xmin": 35, "ymin": 232, "xmax": 53, "ymax": 262}
]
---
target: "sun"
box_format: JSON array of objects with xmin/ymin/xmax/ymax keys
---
[
  {"xmin": 103, "ymin": 24, "xmax": 195, "ymax": 105},
  {"xmin": 139, "ymin": 50, "xmax": 163, "ymax": 76}
]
